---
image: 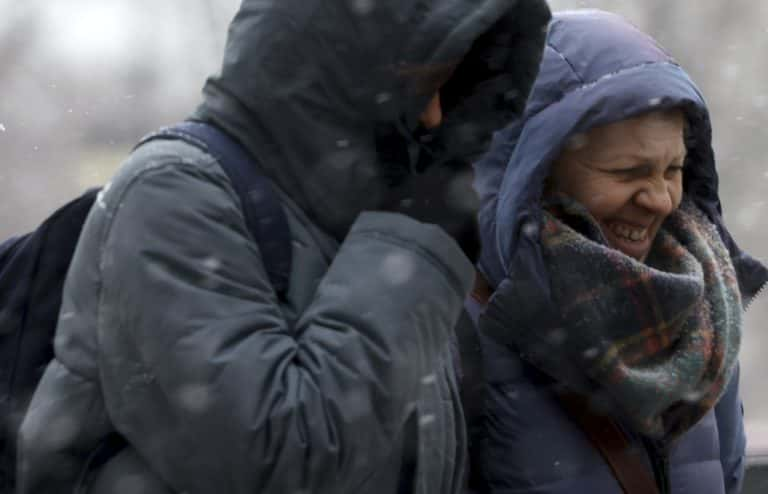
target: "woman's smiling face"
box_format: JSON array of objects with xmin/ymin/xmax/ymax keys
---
[{"xmin": 549, "ymin": 109, "xmax": 687, "ymax": 261}]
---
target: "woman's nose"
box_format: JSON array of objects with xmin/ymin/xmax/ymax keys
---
[{"xmin": 635, "ymin": 179, "xmax": 675, "ymax": 216}]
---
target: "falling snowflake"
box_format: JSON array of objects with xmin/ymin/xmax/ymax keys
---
[
  {"xmin": 0, "ymin": 123, "xmax": 6, "ymax": 132},
  {"xmin": 521, "ymin": 220, "xmax": 540, "ymax": 239},
  {"xmin": 177, "ymin": 384, "xmax": 212, "ymax": 413},
  {"xmin": 203, "ymin": 257, "xmax": 222, "ymax": 271},
  {"xmin": 583, "ymin": 347, "xmax": 600, "ymax": 359},
  {"xmin": 421, "ymin": 373, "xmax": 437, "ymax": 385},
  {"xmin": 380, "ymin": 252, "xmax": 416, "ymax": 286},
  {"xmin": 419, "ymin": 414, "xmax": 436, "ymax": 427},
  {"xmin": 682, "ymin": 389, "xmax": 705, "ymax": 403},
  {"xmin": 648, "ymin": 97, "xmax": 663, "ymax": 107},
  {"xmin": 736, "ymin": 201, "xmax": 766, "ymax": 229},
  {"xmin": 350, "ymin": 0, "xmax": 375, "ymax": 16},
  {"xmin": 721, "ymin": 63, "xmax": 741, "ymax": 81},
  {"xmin": 375, "ymin": 92, "xmax": 392, "ymax": 104},
  {"xmin": 446, "ymin": 170, "xmax": 480, "ymax": 213}
]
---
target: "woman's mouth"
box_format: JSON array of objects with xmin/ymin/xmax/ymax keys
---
[
  {"xmin": 608, "ymin": 221, "xmax": 648, "ymax": 242},
  {"xmin": 603, "ymin": 220, "xmax": 652, "ymax": 260}
]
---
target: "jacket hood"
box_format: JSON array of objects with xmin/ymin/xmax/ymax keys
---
[
  {"xmin": 475, "ymin": 9, "xmax": 768, "ymax": 304},
  {"xmin": 195, "ymin": 0, "xmax": 550, "ymax": 239}
]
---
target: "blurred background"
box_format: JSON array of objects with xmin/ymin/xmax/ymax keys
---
[{"xmin": 1, "ymin": 0, "xmax": 766, "ymax": 458}]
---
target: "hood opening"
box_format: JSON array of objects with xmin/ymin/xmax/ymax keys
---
[
  {"xmin": 198, "ymin": 0, "xmax": 551, "ymax": 239},
  {"xmin": 477, "ymin": 11, "xmax": 767, "ymax": 302}
]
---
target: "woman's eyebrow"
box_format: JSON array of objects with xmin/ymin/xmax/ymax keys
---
[
  {"xmin": 598, "ymin": 148, "xmax": 687, "ymax": 166},
  {"xmin": 600, "ymin": 163, "xmax": 653, "ymax": 174}
]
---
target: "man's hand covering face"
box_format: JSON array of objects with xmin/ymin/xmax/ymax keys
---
[{"xmin": 382, "ymin": 0, "xmax": 552, "ymax": 262}]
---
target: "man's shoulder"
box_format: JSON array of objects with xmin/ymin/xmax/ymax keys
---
[
  {"xmin": 115, "ymin": 137, "xmax": 222, "ymax": 192},
  {"xmin": 97, "ymin": 138, "xmax": 239, "ymax": 219}
]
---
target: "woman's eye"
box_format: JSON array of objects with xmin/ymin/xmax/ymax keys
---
[
  {"xmin": 666, "ymin": 165, "xmax": 684, "ymax": 176},
  {"xmin": 608, "ymin": 166, "xmax": 647, "ymax": 178}
]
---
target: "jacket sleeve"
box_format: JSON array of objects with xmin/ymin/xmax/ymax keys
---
[
  {"xmin": 96, "ymin": 160, "xmax": 475, "ymax": 493},
  {"xmin": 715, "ymin": 365, "xmax": 747, "ymax": 494}
]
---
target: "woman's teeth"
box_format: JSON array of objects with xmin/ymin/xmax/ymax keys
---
[{"xmin": 608, "ymin": 222, "xmax": 648, "ymax": 242}]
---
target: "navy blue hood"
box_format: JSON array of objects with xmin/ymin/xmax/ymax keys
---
[{"xmin": 474, "ymin": 9, "xmax": 767, "ymax": 305}]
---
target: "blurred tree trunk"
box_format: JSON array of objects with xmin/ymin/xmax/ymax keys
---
[
  {"xmin": 201, "ymin": 0, "xmax": 231, "ymax": 59},
  {"xmin": 0, "ymin": 6, "xmax": 39, "ymax": 82}
]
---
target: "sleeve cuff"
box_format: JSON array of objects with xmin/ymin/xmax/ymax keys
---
[{"xmin": 348, "ymin": 211, "xmax": 476, "ymax": 297}]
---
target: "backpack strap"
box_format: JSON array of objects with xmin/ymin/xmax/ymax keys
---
[
  {"xmin": 137, "ymin": 121, "xmax": 292, "ymax": 297},
  {"xmin": 469, "ymin": 272, "xmax": 660, "ymax": 494},
  {"xmin": 557, "ymin": 392, "xmax": 660, "ymax": 494}
]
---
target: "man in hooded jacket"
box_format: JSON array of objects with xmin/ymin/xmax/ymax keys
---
[{"xmin": 15, "ymin": 0, "xmax": 551, "ymax": 493}]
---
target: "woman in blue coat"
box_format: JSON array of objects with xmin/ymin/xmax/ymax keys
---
[{"xmin": 468, "ymin": 10, "xmax": 768, "ymax": 494}]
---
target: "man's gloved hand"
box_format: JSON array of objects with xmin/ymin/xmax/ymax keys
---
[
  {"xmin": 377, "ymin": 0, "xmax": 551, "ymax": 263},
  {"xmin": 381, "ymin": 149, "xmax": 481, "ymax": 263},
  {"xmin": 436, "ymin": 0, "xmax": 551, "ymax": 168}
]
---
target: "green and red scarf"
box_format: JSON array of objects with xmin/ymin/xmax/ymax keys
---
[{"xmin": 484, "ymin": 196, "xmax": 742, "ymax": 441}]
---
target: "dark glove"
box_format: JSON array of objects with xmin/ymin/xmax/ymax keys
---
[
  {"xmin": 436, "ymin": 0, "xmax": 551, "ymax": 168},
  {"xmin": 376, "ymin": 0, "xmax": 551, "ymax": 262},
  {"xmin": 380, "ymin": 143, "xmax": 482, "ymax": 262}
]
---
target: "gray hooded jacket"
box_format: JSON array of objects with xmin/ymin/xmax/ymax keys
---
[{"xmin": 16, "ymin": 1, "xmax": 550, "ymax": 493}]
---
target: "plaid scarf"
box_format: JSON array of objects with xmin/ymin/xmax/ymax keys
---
[{"xmin": 483, "ymin": 196, "xmax": 742, "ymax": 441}]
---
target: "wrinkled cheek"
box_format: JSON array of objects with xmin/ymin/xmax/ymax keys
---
[
  {"xmin": 671, "ymin": 186, "xmax": 684, "ymax": 210},
  {"xmin": 586, "ymin": 193, "xmax": 608, "ymax": 208},
  {"xmin": 581, "ymin": 186, "xmax": 615, "ymax": 212},
  {"xmin": 581, "ymin": 177, "xmax": 619, "ymax": 209}
]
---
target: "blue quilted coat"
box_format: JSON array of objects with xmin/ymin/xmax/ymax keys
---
[{"xmin": 469, "ymin": 9, "xmax": 768, "ymax": 494}]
